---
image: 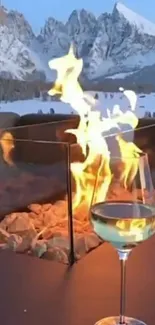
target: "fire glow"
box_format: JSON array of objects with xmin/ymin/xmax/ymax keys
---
[{"xmin": 48, "ymin": 44, "xmax": 147, "ymax": 237}]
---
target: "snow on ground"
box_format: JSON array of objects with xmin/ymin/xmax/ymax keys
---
[
  {"xmin": 106, "ymin": 72, "xmax": 136, "ymax": 79},
  {"xmin": 0, "ymin": 99, "xmax": 73, "ymax": 116},
  {"xmin": 88, "ymin": 91, "xmax": 155, "ymax": 118},
  {"xmin": 0, "ymin": 91, "xmax": 155, "ymax": 119}
]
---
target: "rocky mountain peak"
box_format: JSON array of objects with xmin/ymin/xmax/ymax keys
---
[
  {"xmin": 5, "ymin": 9, "xmax": 35, "ymax": 44},
  {"xmin": 66, "ymin": 8, "xmax": 97, "ymax": 33},
  {"xmin": 40, "ymin": 17, "xmax": 67, "ymax": 41},
  {"xmin": 66, "ymin": 9, "xmax": 98, "ymax": 58}
]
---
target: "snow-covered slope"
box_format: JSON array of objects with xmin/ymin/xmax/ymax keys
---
[
  {"xmin": 0, "ymin": 92, "xmax": 154, "ymax": 118},
  {"xmin": 116, "ymin": 2, "xmax": 155, "ymax": 36},
  {"xmin": 1, "ymin": 2, "xmax": 155, "ymax": 82},
  {"xmin": 0, "ymin": 7, "xmax": 54, "ymax": 81}
]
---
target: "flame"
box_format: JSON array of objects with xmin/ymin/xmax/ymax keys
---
[
  {"xmin": 48, "ymin": 45, "xmax": 147, "ymax": 232},
  {"xmin": 116, "ymin": 218, "xmax": 146, "ymax": 242},
  {"xmin": 48, "ymin": 44, "xmax": 78, "ymax": 97},
  {"xmin": 0, "ymin": 132, "xmax": 15, "ymax": 166}
]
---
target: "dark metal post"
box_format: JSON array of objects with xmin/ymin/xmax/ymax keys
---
[{"xmin": 66, "ymin": 143, "xmax": 75, "ymax": 265}]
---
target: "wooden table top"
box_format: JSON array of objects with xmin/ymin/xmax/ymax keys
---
[{"xmin": 0, "ymin": 235, "xmax": 155, "ymax": 325}]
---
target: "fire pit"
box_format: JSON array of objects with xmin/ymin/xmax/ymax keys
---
[
  {"xmin": 0, "ymin": 112, "xmax": 154, "ymax": 265},
  {"xmin": 0, "ymin": 46, "xmax": 155, "ymax": 265},
  {"xmin": 0, "ymin": 117, "xmax": 154, "ymax": 265}
]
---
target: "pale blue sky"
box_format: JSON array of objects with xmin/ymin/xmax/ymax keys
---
[{"xmin": 3, "ymin": 0, "xmax": 155, "ymax": 33}]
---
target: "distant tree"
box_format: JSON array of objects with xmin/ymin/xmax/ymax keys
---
[
  {"xmin": 37, "ymin": 109, "xmax": 43, "ymax": 114},
  {"xmin": 34, "ymin": 88, "xmax": 40, "ymax": 98},
  {"xmin": 94, "ymin": 93, "xmax": 99, "ymax": 100},
  {"xmin": 10, "ymin": 98, "xmax": 15, "ymax": 102},
  {"xmin": 49, "ymin": 108, "xmax": 55, "ymax": 114},
  {"xmin": 153, "ymin": 112, "xmax": 155, "ymax": 118},
  {"xmin": 144, "ymin": 111, "xmax": 152, "ymax": 118},
  {"xmin": 138, "ymin": 86, "xmax": 144, "ymax": 93},
  {"xmin": 42, "ymin": 91, "xmax": 48, "ymax": 101}
]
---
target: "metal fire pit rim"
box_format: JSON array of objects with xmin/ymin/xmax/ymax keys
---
[{"xmin": 4, "ymin": 117, "xmax": 79, "ymax": 133}]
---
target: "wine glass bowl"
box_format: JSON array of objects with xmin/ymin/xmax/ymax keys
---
[
  {"xmin": 90, "ymin": 153, "xmax": 155, "ymax": 325},
  {"xmin": 91, "ymin": 200, "xmax": 155, "ymax": 251}
]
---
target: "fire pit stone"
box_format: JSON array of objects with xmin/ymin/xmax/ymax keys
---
[{"xmin": 0, "ymin": 196, "xmax": 101, "ymax": 264}]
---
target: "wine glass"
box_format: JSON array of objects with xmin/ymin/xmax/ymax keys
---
[{"xmin": 90, "ymin": 153, "xmax": 155, "ymax": 325}]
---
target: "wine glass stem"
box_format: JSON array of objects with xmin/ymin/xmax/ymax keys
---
[
  {"xmin": 120, "ymin": 258, "xmax": 126, "ymax": 324},
  {"xmin": 118, "ymin": 250, "xmax": 131, "ymax": 325}
]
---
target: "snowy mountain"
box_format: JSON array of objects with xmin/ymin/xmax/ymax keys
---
[
  {"xmin": 1, "ymin": 2, "xmax": 155, "ymax": 82},
  {"xmin": 88, "ymin": 2, "xmax": 155, "ymax": 80},
  {"xmin": 0, "ymin": 7, "xmax": 53, "ymax": 81}
]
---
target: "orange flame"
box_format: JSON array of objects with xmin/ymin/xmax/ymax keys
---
[
  {"xmin": 48, "ymin": 45, "xmax": 146, "ymax": 232},
  {"xmin": 0, "ymin": 132, "xmax": 15, "ymax": 166}
]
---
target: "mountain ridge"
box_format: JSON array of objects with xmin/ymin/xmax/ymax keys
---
[{"xmin": 1, "ymin": 2, "xmax": 155, "ymax": 84}]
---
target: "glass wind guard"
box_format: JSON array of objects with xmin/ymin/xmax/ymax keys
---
[
  {"xmin": 0, "ymin": 134, "xmax": 72, "ymax": 264},
  {"xmin": 2, "ymin": 117, "xmax": 155, "ymax": 263}
]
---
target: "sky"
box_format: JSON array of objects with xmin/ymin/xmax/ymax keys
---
[{"xmin": 2, "ymin": 0, "xmax": 155, "ymax": 34}]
